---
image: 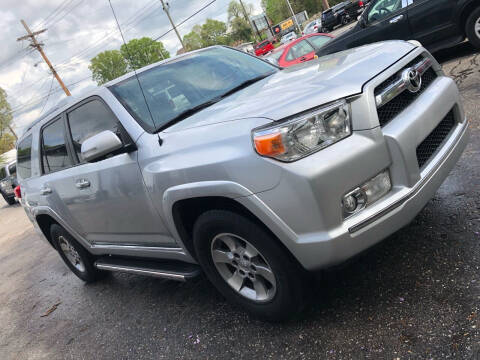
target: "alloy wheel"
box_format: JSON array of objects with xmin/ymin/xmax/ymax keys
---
[
  {"xmin": 210, "ymin": 233, "xmax": 277, "ymax": 302},
  {"xmin": 476, "ymin": 17, "xmax": 480, "ymax": 39},
  {"xmin": 58, "ymin": 235, "xmax": 86, "ymax": 272}
]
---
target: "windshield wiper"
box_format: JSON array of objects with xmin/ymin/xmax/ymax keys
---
[
  {"xmin": 156, "ymin": 98, "xmax": 222, "ymax": 132},
  {"xmin": 156, "ymin": 72, "xmax": 274, "ymax": 132},
  {"xmin": 217, "ymin": 72, "xmax": 274, "ymax": 99}
]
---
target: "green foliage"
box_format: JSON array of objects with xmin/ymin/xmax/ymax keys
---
[
  {"xmin": 230, "ymin": 17, "xmax": 253, "ymax": 43},
  {"xmin": 183, "ymin": 25, "xmax": 203, "ymax": 51},
  {"xmin": 89, "ymin": 38, "xmax": 170, "ymax": 85},
  {"xmin": 261, "ymin": 0, "xmax": 340, "ymax": 25},
  {"xmin": 200, "ymin": 19, "xmax": 230, "ymax": 47},
  {"xmin": 120, "ymin": 37, "xmax": 170, "ymax": 70},
  {"xmin": 0, "ymin": 133, "xmax": 15, "ymax": 155},
  {"xmin": 89, "ymin": 50, "xmax": 128, "ymax": 85}
]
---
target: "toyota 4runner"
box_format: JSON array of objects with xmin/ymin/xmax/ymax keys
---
[{"xmin": 17, "ymin": 44, "xmax": 469, "ymax": 320}]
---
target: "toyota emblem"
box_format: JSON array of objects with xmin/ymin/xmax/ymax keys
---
[{"xmin": 402, "ymin": 68, "xmax": 422, "ymax": 93}]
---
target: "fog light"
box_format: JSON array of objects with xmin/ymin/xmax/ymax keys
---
[{"xmin": 342, "ymin": 170, "xmax": 391, "ymax": 218}]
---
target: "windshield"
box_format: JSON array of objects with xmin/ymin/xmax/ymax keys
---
[
  {"xmin": 109, "ymin": 47, "xmax": 277, "ymax": 133},
  {"xmin": 265, "ymin": 51, "xmax": 284, "ymax": 65},
  {"xmin": 255, "ymin": 41, "xmax": 269, "ymax": 49}
]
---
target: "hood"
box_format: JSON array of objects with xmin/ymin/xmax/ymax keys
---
[{"xmin": 165, "ymin": 41, "xmax": 416, "ymax": 132}]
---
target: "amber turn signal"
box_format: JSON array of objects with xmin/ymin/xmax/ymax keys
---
[{"xmin": 254, "ymin": 132, "xmax": 286, "ymax": 157}]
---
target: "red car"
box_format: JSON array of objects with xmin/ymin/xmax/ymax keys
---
[
  {"xmin": 254, "ymin": 40, "xmax": 274, "ymax": 56},
  {"xmin": 264, "ymin": 33, "xmax": 334, "ymax": 67}
]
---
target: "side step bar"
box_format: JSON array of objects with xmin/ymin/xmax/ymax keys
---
[{"xmin": 95, "ymin": 257, "xmax": 202, "ymax": 282}]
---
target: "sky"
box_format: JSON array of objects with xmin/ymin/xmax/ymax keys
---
[{"xmin": 0, "ymin": 0, "xmax": 264, "ymax": 136}]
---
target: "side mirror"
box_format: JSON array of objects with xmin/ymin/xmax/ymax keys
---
[
  {"xmin": 81, "ymin": 130, "xmax": 123, "ymax": 162},
  {"xmin": 358, "ymin": 16, "xmax": 367, "ymax": 28}
]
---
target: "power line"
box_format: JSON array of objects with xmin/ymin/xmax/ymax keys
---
[{"xmin": 39, "ymin": 75, "xmax": 55, "ymax": 115}]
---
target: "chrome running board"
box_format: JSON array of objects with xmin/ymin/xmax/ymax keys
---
[{"xmin": 94, "ymin": 257, "xmax": 201, "ymax": 282}]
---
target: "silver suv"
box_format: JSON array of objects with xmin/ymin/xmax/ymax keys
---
[
  {"xmin": 17, "ymin": 44, "xmax": 469, "ymax": 320},
  {"xmin": 0, "ymin": 161, "xmax": 17, "ymax": 205}
]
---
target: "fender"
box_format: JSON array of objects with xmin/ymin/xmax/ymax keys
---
[{"xmin": 162, "ymin": 181, "xmax": 301, "ymax": 263}]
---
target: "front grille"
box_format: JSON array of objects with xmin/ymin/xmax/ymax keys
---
[
  {"xmin": 375, "ymin": 57, "xmax": 437, "ymax": 127},
  {"xmin": 416, "ymin": 110, "xmax": 456, "ymax": 169}
]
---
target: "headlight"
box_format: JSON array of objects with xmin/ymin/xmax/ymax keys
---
[{"xmin": 252, "ymin": 100, "xmax": 351, "ymax": 162}]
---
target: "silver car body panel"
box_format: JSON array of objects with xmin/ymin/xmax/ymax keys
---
[{"xmin": 17, "ymin": 42, "xmax": 468, "ymax": 271}]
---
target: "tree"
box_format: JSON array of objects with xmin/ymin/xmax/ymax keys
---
[
  {"xmin": 89, "ymin": 50, "xmax": 128, "ymax": 85},
  {"xmin": 200, "ymin": 19, "xmax": 230, "ymax": 47},
  {"xmin": 0, "ymin": 87, "xmax": 14, "ymax": 157},
  {"xmin": 120, "ymin": 37, "xmax": 170, "ymax": 70},
  {"xmin": 183, "ymin": 25, "xmax": 203, "ymax": 51},
  {"xmin": 228, "ymin": 1, "xmax": 254, "ymax": 43},
  {"xmin": 230, "ymin": 17, "xmax": 253, "ymax": 42}
]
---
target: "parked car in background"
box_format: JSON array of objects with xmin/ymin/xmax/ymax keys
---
[
  {"xmin": 302, "ymin": 19, "xmax": 322, "ymax": 35},
  {"xmin": 321, "ymin": 1, "xmax": 350, "ymax": 32},
  {"xmin": 280, "ymin": 31, "xmax": 298, "ymax": 44},
  {"xmin": 254, "ymin": 40, "xmax": 274, "ymax": 56},
  {"xmin": 344, "ymin": 0, "xmax": 368, "ymax": 18},
  {"xmin": 16, "ymin": 43, "xmax": 468, "ymax": 320},
  {"xmin": 265, "ymin": 33, "xmax": 334, "ymax": 67},
  {"xmin": 236, "ymin": 42, "xmax": 254, "ymax": 54},
  {"xmin": 0, "ymin": 161, "xmax": 17, "ymax": 205},
  {"xmin": 320, "ymin": 0, "xmax": 480, "ymax": 55}
]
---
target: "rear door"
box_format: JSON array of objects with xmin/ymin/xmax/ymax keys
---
[
  {"xmin": 282, "ymin": 40, "xmax": 316, "ymax": 66},
  {"xmin": 349, "ymin": 0, "xmax": 411, "ymax": 48},
  {"xmin": 407, "ymin": 0, "xmax": 458, "ymax": 49}
]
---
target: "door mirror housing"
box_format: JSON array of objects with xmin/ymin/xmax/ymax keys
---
[{"xmin": 81, "ymin": 130, "xmax": 123, "ymax": 162}]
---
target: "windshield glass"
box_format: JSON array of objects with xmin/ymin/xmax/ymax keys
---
[{"xmin": 110, "ymin": 47, "xmax": 276, "ymax": 133}]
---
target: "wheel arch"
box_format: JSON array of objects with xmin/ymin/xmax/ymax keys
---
[
  {"xmin": 459, "ymin": 0, "xmax": 480, "ymax": 35},
  {"xmin": 35, "ymin": 214, "xmax": 59, "ymax": 249},
  {"xmin": 163, "ymin": 181, "xmax": 300, "ymax": 266}
]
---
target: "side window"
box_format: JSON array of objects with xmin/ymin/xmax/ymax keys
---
[
  {"xmin": 17, "ymin": 135, "xmax": 33, "ymax": 179},
  {"xmin": 42, "ymin": 118, "xmax": 72, "ymax": 174},
  {"xmin": 67, "ymin": 99, "xmax": 121, "ymax": 162},
  {"xmin": 8, "ymin": 163, "xmax": 16, "ymax": 177},
  {"xmin": 367, "ymin": 0, "xmax": 403, "ymax": 23},
  {"xmin": 0, "ymin": 166, "xmax": 6, "ymax": 179},
  {"xmin": 286, "ymin": 40, "xmax": 315, "ymax": 61},
  {"xmin": 307, "ymin": 35, "xmax": 333, "ymax": 49}
]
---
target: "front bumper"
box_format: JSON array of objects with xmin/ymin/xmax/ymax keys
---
[{"xmin": 253, "ymin": 62, "xmax": 469, "ymax": 271}]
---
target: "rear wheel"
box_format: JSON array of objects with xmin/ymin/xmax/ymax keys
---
[
  {"xmin": 1, "ymin": 192, "xmax": 15, "ymax": 206},
  {"xmin": 466, "ymin": 8, "xmax": 480, "ymax": 49},
  {"xmin": 50, "ymin": 224, "xmax": 104, "ymax": 282},
  {"xmin": 193, "ymin": 210, "xmax": 307, "ymax": 321}
]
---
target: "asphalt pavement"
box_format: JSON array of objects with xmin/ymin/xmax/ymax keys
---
[{"xmin": 0, "ymin": 43, "xmax": 479, "ymax": 360}]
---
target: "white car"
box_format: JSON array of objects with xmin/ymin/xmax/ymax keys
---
[
  {"xmin": 280, "ymin": 31, "xmax": 297, "ymax": 44},
  {"xmin": 303, "ymin": 19, "xmax": 322, "ymax": 35}
]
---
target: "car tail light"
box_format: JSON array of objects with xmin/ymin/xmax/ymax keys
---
[
  {"xmin": 14, "ymin": 185, "xmax": 21, "ymax": 199},
  {"xmin": 359, "ymin": 1, "xmax": 364, "ymax": 6}
]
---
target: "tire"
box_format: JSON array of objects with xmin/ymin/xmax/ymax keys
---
[
  {"xmin": 2, "ymin": 193, "xmax": 15, "ymax": 205},
  {"xmin": 193, "ymin": 210, "xmax": 307, "ymax": 321},
  {"xmin": 341, "ymin": 16, "xmax": 349, "ymax": 26},
  {"xmin": 50, "ymin": 224, "xmax": 104, "ymax": 283},
  {"xmin": 466, "ymin": 7, "xmax": 480, "ymax": 49}
]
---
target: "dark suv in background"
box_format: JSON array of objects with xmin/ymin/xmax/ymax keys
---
[
  {"xmin": 0, "ymin": 161, "xmax": 17, "ymax": 206},
  {"xmin": 320, "ymin": 0, "xmax": 480, "ymax": 55},
  {"xmin": 322, "ymin": 0, "xmax": 367, "ymax": 32}
]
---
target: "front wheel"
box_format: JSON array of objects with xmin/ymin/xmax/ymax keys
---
[
  {"xmin": 466, "ymin": 8, "xmax": 480, "ymax": 49},
  {"xmin": 2, "ymin": 193, "xmax": 15, "ymax": 205},
  {"xmin": 50, "ymin": 224, "xmax": 104, "ymax": 283},
  {"xmin": 193, "ymin": 210, "xmax": 307, "ymax": 321}
]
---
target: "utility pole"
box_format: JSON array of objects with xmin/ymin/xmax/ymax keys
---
[
  {"xmin": 17, "ymin": 20, "xmax": 71, "ymax": 96},
  {"xmin": 238, "ymin": 0, "xmax": 258, "ymax": 42},
  {"xmin": 7, "ymin": 125, "xmax": 17, "ymax": 141},
  {"xmin": 285, "ymin": 0, "xmax": 302, "ymax": 33},
  {"xmin": 159, "ymin": 1, "xmax": 185, "ymax": 50}
]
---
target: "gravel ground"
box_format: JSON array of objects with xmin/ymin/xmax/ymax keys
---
[{"xmin": 0, "ymin": 43, "xmax": 479, "ymax": 360}]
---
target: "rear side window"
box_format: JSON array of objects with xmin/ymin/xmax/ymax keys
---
[
  {"xmin": 307, "ymin": 35, "xmax": 332, "ymax": 49},
  {"xmin": 8, "ymin": 163, "xmax": 16, "ymax": 177},
  {"xmin": 67, "ymin": 100, "xmax": 120, "ymax": 162},
  {"xmin": 17, "ymin": 135, "xmax": 33, "ymax": 179},
  {"xmin": 0, "ymin": 166, "xmax": 6, "ymax": 179},
  {"xmin": 286, "ymin": 40, "xmax": 315, "ymax": 61},
  {"xmin": 41, "ymin": 118, "xmax": 72, "ymax": 174}
]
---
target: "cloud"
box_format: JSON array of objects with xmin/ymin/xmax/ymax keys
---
[{"xmin": 0, "ymin": 0, "xmax": 264, "ymax": 136}]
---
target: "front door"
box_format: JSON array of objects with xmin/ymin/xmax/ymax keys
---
[
  {"xmin": 407, "ymin": 0, "xmax": 458, "ymax": 50},
  {"xmin": 60, "ymin": 97, "xmax": 174, "ymax": 247},
  {"xmin": 350, "ymin": 0, "xmax": 412, "ymax": 48}
]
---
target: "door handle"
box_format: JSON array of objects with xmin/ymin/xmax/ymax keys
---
[
  {"xmin": 75, "ymin": 179, "xmax": 91, "ymax": 189},
  {"xmin": 40, "ymin": 187, "xmax": 52, "ymax": 195},
  {"xmin": 390, "ymin": 15, "xmax": 404, "ymax": 24}
]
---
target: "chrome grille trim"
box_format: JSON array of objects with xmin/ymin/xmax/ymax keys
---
[{"xmin": 375, "ymin": 57, "xmax": 432, "ymax": 108}]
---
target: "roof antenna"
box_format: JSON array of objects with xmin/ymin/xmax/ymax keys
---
[{"xmin": 108, "ymin": 0, "xmax": 163, "ymax": 146}]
